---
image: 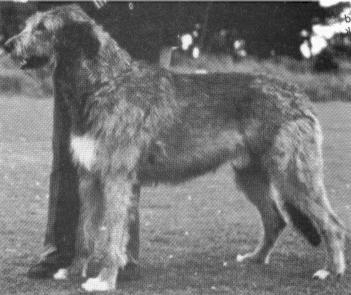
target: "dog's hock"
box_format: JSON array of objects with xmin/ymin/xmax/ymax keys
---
[{"xmin": 70, "ymin": 135, "xmax": 98, "ymax": 171}]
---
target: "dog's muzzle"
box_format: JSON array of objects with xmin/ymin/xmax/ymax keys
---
[{"xmin": 4, "ymin": 37, "xmax": 49, "ymax": 69}]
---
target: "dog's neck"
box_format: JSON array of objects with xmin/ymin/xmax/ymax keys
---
[
  {"xmin": 54, "ymin": 39, "xmax": 134, "ymax": 136},
  {"xmin": 54, "ymin": 27, "xmax": 132, "ymax": 85}
]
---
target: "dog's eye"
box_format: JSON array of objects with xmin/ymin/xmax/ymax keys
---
[{"xmin": 36, "ymin": 22, "xmax": 46, "ymax": 32}]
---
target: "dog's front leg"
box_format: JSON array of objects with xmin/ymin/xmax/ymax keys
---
[{"xmin": 81, "ymin": 175, "xmax": 135, "ymax": 292}]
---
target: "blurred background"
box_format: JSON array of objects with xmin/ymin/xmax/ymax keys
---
[{"xmin": 0, "ymin": 1, "xmax": 351, "ymax": 101}]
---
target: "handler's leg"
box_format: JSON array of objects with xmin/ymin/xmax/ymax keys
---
[{"xmin": 27, "ymin": 93, "xmax": 79, "ymax": 278}]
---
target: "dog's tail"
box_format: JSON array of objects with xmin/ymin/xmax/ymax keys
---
[{"xmin": 285, "ymin": 202, "xmax": 321, "ymax": 246}]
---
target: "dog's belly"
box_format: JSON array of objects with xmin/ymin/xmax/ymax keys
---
[
  {"xmin": 70, "ymin": 134, "xmax": 98, "ymax": 171},
  {"xmin": 139, "ymin": 129, "xmax": 250, "ymax": 184}
]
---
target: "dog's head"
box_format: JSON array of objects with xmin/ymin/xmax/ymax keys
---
[{"xmin": 4, "ymin": 5, "xmax": 100, "ymax": 69}]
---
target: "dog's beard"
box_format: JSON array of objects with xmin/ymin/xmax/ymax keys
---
[{"xmin": 20, "ymin": 56, "xmax": 50, "ymax": 69}]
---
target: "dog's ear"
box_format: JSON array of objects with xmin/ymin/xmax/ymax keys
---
[{"xmin": 56, "ymin": 22, "xmax": 100, "ymax": 58}]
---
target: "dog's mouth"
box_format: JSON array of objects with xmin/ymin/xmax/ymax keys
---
[{"xmin": 20, "ymin": 56, "xmax": 49, "ymax": 69}]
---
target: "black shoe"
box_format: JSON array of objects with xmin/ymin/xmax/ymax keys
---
[
  {"xmin": 27, "ymin": 251, "xmax": 72, "ymax": 279},
  {"xmin": 27, "ymin": 261, "xmax": 60, "ymax": 279},
  {"xmin": 118, "ymin": 263, "xmax": 141, "ymax": 282}
]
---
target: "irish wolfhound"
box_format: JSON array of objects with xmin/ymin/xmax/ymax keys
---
[{"xmin": 5, "ymin": 4, "xmax": 346, "ymax": 292}]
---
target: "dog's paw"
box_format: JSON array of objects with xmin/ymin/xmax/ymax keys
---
[
  {"xmin": 53, "ymin": 268, "xmax": 68, "ymax": 280},
  {"xmin": 236, "ymin": 253, "xmax": 268, "ymax": 264},
  {"xmin": 81, "ymin": 277, "xmax": 114, "ymax": 292},
  {"xmin": 312, "ymin": 269, "xmax": 330, "ymax": 280},
  {"xmin": 236, "ymin": 253, "xmax": 248, "ymax": 263}
]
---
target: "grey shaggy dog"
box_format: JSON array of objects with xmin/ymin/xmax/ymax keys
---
[{"xmin": 6, "ymin": 5, "xmax": 346, "ymax": 292}]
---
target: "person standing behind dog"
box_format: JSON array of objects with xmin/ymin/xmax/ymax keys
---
[{"xmin": 26, "ymin": 1, "xmax": 141, "ymax": 280}]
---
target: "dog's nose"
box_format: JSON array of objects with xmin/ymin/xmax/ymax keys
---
[{"xmin": 4, "ymin": 38, "xmax": 15, "ymax": 53}]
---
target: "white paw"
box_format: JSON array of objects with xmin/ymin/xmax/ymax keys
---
[
  {"xmin": 236, "ymin": 253, "xmax": 268, "ymax": 264},
  {"xmin": 313, "ymin": 269, "xmax": 330, "ymax": 280},
  {"xmin": 236, "ymin": 254, "xmax": 247, "ymax": 263},
  {"xmin": 81, "ymin": 277, "xmax": 114, "ymax": 292},
  {"xmin": 53, "ymin": 268, "xmax": 68, "ymax": 280}
]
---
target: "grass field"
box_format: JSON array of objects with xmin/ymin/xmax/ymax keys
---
[{"xmin": 1, "ymin": 95, "xmax": 351, "ymax": 294}]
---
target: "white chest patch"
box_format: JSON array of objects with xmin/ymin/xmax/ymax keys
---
[{"xmin": 70, "ymin": 135, "xmax": 97, "ymax": 171}]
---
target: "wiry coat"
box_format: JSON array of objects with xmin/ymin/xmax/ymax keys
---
[
  {"xmin": 6, "ymin": 5, "xmax": 346, "ymax": 292},
  {"xmin": 56, "ymin": 29, "xmax": 314, "ymax": 184}
]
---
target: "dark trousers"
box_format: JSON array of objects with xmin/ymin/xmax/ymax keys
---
[{"xmin": 43, "ymin": 92, "xmax": 140, "ymax": 266}]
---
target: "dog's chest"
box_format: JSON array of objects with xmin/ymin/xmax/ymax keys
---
[{"xmin": 70, "ymin": 135, "xmax": 98, "ymax": 171}]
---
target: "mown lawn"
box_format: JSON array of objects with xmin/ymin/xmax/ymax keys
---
[{"xmin": 1, "ymin": 96, "xmax": 351, "ymax": 294}]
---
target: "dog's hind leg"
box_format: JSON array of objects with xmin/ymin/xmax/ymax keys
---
[
  {"xmin": 284, "ymin": 184, "xmax": 345, "ymax": 280},
  {"xmin": 234, "ymin": 165, "xmax": 286, "ymax": 265},
  {"xmin": 267, "ymin": 118, "xmax": 345, "ymax": 279},
  {"xmin": 274, "ymin": 177, "xmax": 345, "ymax": 280},
  {"xmin": 81, "ymin": 176, "xmax": 136, "ymax": 292}
]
